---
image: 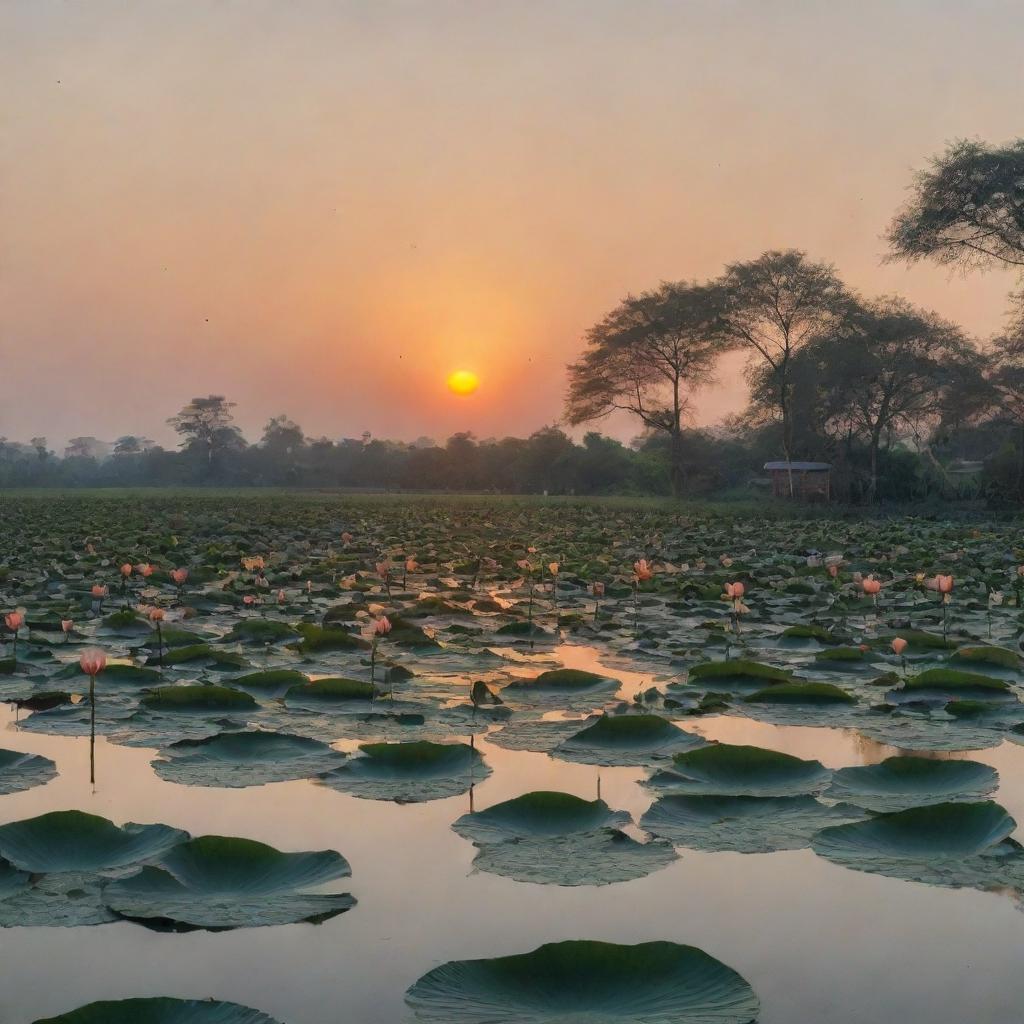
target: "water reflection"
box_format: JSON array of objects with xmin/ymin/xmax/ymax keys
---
[{"xmin": 1, "ymin": 644, "xmax": 1024, "ymax": 1023}]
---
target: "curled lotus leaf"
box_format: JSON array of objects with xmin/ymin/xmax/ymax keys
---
[
  {"xmin": 650, "ymin": 743, "xmax": 831, "ymax": 797},
  {"xmin": 825, "ymin": 756, "xmax": 999, "ymax": 813},
  {"xmin": 641, "ymin": 794, "xmax": 864, "ymax": 854},
  {"xmin": 141, "ymin": 685, "xmax": 259, "ymax": 712},
  {"xmin": 486, "ymin": 717, "xmax": 593, "ymax": 754},
  {"xmin": 0, "ymin": 811, "xmax": 188, "ymax": 873},
  {"xmin": 0, "ymin": 747, "xmax": 57, "ymax": 794},
  {"xmin": 32, "ymin": 997, "xmax": 282, "ymax": 1023},
  {"xmin": 318, "ymin": 740, "xmax": 490, "ymax": 802},
  {"xmin": 103, "ymin": 834, "xmax": 354, "ymax": 930},
  {"xmin": 0, "ymin": 871, "xmax": 117, "ymax": 928},
  {"xmin": 453, "ymin": 792, "xmax": 630, "ymax": 843},
  {"xmin": 152, "ymin": 730, "xmax": 346, "ymax": 788},
  {"xmin": 405, "ymin": 939, "xmax": 760, "ymax": 1023}
]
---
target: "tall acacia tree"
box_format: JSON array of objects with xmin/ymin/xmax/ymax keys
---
[
  {"xmin": 887, "ymin": 139, "xmax": 1024, "ymax": 272},
  {"xmin": 168, "ymin": 395, "xmax": 245, "ymax": 477},
  {"xmin": 794, "ymin": 298, "xmax": 982, "ymax": 500},
  {"xmin": 565, "ymin": 281, "xmax": 727, "ymax": 496},
  {"xmin": 715, "ymin": 250, "xmax": 850, "ymax": 490}
]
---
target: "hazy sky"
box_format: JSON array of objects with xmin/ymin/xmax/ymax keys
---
[{"xmin": 4, "ymin": 0, "xmax": 1024, "ymax": 451}]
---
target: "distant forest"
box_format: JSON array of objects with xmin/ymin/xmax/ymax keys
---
[{"xmin": 9, "ymin": 137, "xmax": 1024, "ymax": 505}]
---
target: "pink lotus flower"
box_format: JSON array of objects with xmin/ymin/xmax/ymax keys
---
[
  {"xmin": 828, "ymin": 564, "xmax": 839, "ymax": 578},
  {"xmin": 79, "ymin": 649, "xmax": 107, "ymax": 677},
  {"xmin": 243, "ymin": 595, "xmax": 256, "ymax": 606},
  {"xmin": 633, "ymin": 559, "xmax": 654, "ymax": 582},
  {"xmin": 516, "ymin": 559, "xmax": 533, "ymax": 572},
  {"xmin": 136, "ymin": 563, "xmax": 154, "ymax": 577},
  {"xmin": 4, "ymin": 611, "xmax": 24, "ymax": 632},
  {"xmin": 861, "ymin": 577, "xmax": 882, "ymax": 596},
  {"xmin": 120, "ymin": 563, "xmax": 133, "ymax": 577},
  {"xmin": 724, "ymin": 582, "xmax": 745, "ymax": 599},
  {"xmin": 548, "ymin": 562, "xmax": 560, "ymax": 576},
  {"xmin": 936, "ymin": 574, "xmax": 954, "ymax": 594},
  {"xmin": 91, "ymin": 584, "xmax": 108, "ymax": 599},
  {"xmin": 341, "ymin": 532, "xmax": 353, "ymax": 545},
  {"xmin": 148, "ymin": 608, "xmax": 165, "ymax": 622},
  {"xmin": 61, "ymin": 619, "xmax": 74, "ymax": 633},
  {"xmin": 373, "ymin": 615, "xmax": 392, "ymax": 636},
  {"xmin": 592, "ymin": 581, "xmax": 606, "ymax": 597},
  {"xmin": 277, "ymin": 589, "xmax": 286, "ymax": 604},
  {"xmin": 375, "ymin": 562, "xmax": 390, "ymax": 578},
  {"xmin": 891, "ymin": 637, "xmax": 908, "ymax": 656},
  {"xmin": 170, "ymin": 568, "xmax": 188, "ymax": 586},
  {"xmin": 405, "ymin": 558, "xmax": 418, "ymax": 573}
]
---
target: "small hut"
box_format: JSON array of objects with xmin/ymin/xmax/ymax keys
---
[{"xmin": 764, "ymin": 461, "xmax": 832, "ymax": 501}]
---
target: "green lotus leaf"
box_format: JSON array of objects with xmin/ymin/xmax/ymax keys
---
[
  {"xmin": 0, "ymin": 810, "xmax": 188, "ymax": 873},
  {"xmin": 745, "ymin": 682, "xmax": 855, "ymax": 705},
  {"xmin": 487, "ymin": 717, "xmax": 597, "ymax": 753},
  {"xmin": 890, "ymin": 629, "xmax": 957, "ymax": 650},
  {"xmin": 453, "ymin": 792, "xmax": 630, "ymax": 843},
  {"xmin": 653, "ymin": 743, "xmax": 831, "ymax": 797},
  {"xmin": 505, "ymin": 669, "xmax": 616, "ymax": 691},
  {"xmin": 825, "ymin": 756, "xmax": 999, "ymax": 812},
  {"xmin": 223, "ymin": 619, "xmax": 298, "ymax": 644},
  {"xmin": 405, "ymin": 939, "xmax": 760, "ymax": 1023},
  {"xmin": 319, "ymin": 740, "xmax": 490, "ymax": 802},
  {"xmin": 554, "ymin": 715, "xmax": 706, "ymax": 767},
  {"xmin": 290, "ymin": 623, "xmax": 370, "ymax": 653},
  {"xmin": 153, "ymin": 730, "xmax": 346, "ymax": 788},
  {"xmin": 780, "ymin": 624, "xmax": 835, "ymax": 643},
  {"xmin": 284, "ymin": 677, "xmax": 377, "ymax": 705},
  {"xmin": 812, "ymin": 800, "xmax": 1015, "ymax": 862},
  {"xmin": 54, "ymin": 662, "xmax": 161, "ymax": 685},
  {"xmin": 0, "ymin": 747, "xmax": 57, "ymax": 794},
  {"xmin": 687, "ymin": 660, "xmax": 793, "ymax": 689},
  {"xmin": 32, "ymin": 997, "xmax": 282, "ymax": 1023},
  {"xmin": 230, "ymin": 669, "xmax": 309, "ymax": 690},
  {"xmin": 103, "ymin": 835, "xmax": 354, "ymax": 930},
  {"xmin": 141, "ymin": 685, "xmax": 258, "ymax": 711},
  {"xmin": 950, "ymin": 646, "xmax": 1020, "ymax": 670},
  {"xmin": 899, "ymin": 668, "xmax": 1010, "ymax": 695},
  {"xmin": 641, "ymin": 794, "xmax": 864, "ymax": 854},
  {"xmin": 815, "ymin": 646, "xmax": 865, "ymax": 662},
  {"xmin": 0, "ymin": 870, "xmax": 118, "ymax": 928}
]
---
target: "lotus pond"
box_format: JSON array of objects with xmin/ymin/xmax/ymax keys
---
[{"xmin": 4, "ymin": 493, "xmax": 1024, "ymax": 1021}]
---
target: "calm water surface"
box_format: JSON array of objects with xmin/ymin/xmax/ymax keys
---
[{"xmin": 2, "ymin": 644, "xmax": 1024, "ymax": 1023}]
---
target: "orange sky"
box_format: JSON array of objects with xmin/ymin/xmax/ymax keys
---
[{"xmin": 3, "ymin": 1, "xmax": 1024, "ymax": 450}]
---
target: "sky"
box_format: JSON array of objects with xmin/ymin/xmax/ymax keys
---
[{"xmin": 3, "ymin": 0, "xmax": 1024, "ymax": 452}]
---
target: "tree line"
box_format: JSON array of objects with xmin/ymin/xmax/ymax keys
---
[{"xmin": 7, "ymin": 137, "xmax": 1024, "ymax": 503}]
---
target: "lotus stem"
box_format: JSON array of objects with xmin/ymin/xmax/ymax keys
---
[{"xmin": 89, "ymin": 673, "xmax": 96, "ymax": 785}]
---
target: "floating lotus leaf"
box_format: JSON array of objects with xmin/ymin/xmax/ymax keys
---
[
  {"xmin": 0, "ymin": 811, "xmax": 188, "ymax": 873},
  {"xmin": 32, "ymin": 996, "xmax": 282, "ymax": 1023},
  {"xmin": 290, "ymin": 623, "xmax": 369, "ymax": 652},
  {"xmin": 651, "ymin": 743, "xmax": 831, "ymax": 797},
  {"xmin": 0, "ymin": 870, "xmax": 117, "ymax": 927},
  {"xmin": 153, "ymin": 730, "xmax": 346, "ymax": 788},
  {"xmin": 318, "ymin": 740, "xmax": 489, "ymax": 802},
  {"xmin": 224, "ymin": 619, "xmax": 298, "ymax": 644},
  {"xmin": 553, "ymin": 715, "xmax": 705, "ymax": 767},
  {"xmin": 950, "ymin": 646, "xmax": 1020, "ymax": 671},
  {"xmin": 745, "ymin": 682, "xmax": 855, "ymax": 705},
  {"xmin": 405, "ymin": 939, "xmax": 760, "ymax": 1023},
  {"xmin": 825, "ymin": 756, "xmax": 999, "ymax": 812},
  {"xmin": 0, "ymin": 747, "xmax": 57, "ymax": 794},
  {"xmin": 141, "ymin": 685, "xmax": 258, "ymax": 711},
  {"xmin": 811, "ymin": 801, "xmax": 1024, "ymax": 891},
  {"xmin": 283, "ymin": 677, "xmax": 377, "ymax": 707},
  {"xmin": 487, "ymin": 717, "xmax": 595, "ymax": 753},
  {"xmin": 504, "ymin": 669, "xmax": 618, "ymax": 692},
  {"xmin": 470, "ymin": 828, "xmax": 678, "ymax": 886},
  {"xmin": 0, "ymin": 857, "xmax": 28, "ymax": 899},
  {"xmin": 895, "ymin": 668, "xmax": 1011, "ymax": 698},
  {"xmin": 453, "ymin": 792, "xmax": 630, "ymax": 843},
  {"xmin": 103, "ymin": 835, "xmax": 354, "ymax": 930},
  {"xmin": 230, "ymin": 669, "xmax": 309, "ymax": 690},
  {"xmin": 687, "ymin": 660, "xmax": 792, "ymax": 690},
  {"xmin": 641, "ymin": 794, "xmax": 864, "ymax": 854}
]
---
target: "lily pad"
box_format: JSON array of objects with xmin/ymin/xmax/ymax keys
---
[
  {"xmin": 104, "ymin": 835, "xmax": 354, "ymax": 930},
  {"xmin": 453, "ymin": 792, "xmax": 630, "ymax": 843},
  {"xmin": 641, "ymin": 794, "xmax": 864, "ymax": 854},
  {"xmin": 405, "ymin": 939, "xmax": 760, "ymax": 1023},
  {"xmin": 825, "ymin": 756, "xmax": 999, "ymax": 813},
  {"xmin": 141, "ymin": 686, "xmax": 258, "ymax": 711},
  {"xmin": 650, "ymin": 743, "xmax": 831, "ymax": 797},
  {"xmin": 0, "ymin": 748, "xmax": 57, "ymax": 794},
  {"xmin": 553, "ymin": 714, "xmax": 706, "ymax": 767},
  {"xmin": 32, "ymin": 997, "xmax": 282, "ymax": 1023},
  {"xmin": 153, "ymin": 730, "xmax": 346, "ymax": 788},
  {"xmin": 318, "ymin": 740, "xmax": 490, "ymax": 802}
]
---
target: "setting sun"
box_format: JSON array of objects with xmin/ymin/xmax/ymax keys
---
[{"xmin": 447, "ymin": 370, "xmax": 479, "ymax": 396}]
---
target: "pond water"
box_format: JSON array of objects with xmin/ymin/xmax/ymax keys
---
[{"xmin": 3, "ymin": 643, "xmax": 1024, "ymax": 1024}]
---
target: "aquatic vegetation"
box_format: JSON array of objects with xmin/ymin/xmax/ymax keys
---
[
  {"xmin": 0, "ymin": 747, "xmax": 57, "ymax": 794},
  {"xmin": 650, "ymin": 743, "xmax": 831, "ymax": 797},
  {"xmin": 32, "ymin": 997, "xmax": 282, "ymax": 1023},
  {"xmin": 825, "ymin": 756, "xmax": 999, "ymax": 812},
  {"xmin": 152, "ymin": 730, "xmax": 346, "ymax": 788},
  {"xmin": 141, "ymin": 686, "xmax": 258, "ymax": 711},
  {"xmin": 453, "ymin": 791, "xmax": 629, "ymax": 843},
  {"xmin": 319, "ymin": 740, "xmax": 489, "ymax": 802},
  {"xmin": 104, "ymin": 835, "xmax": 355, "ymax": 929},
  {"xmin": 553, "ymin": 714, "xmax": 706, "ymax": 767},
  {"xmin": 405, "ymin": 939, "xmax": 760, "ymax": 1022},
  {"xmin": 642, "ymin": 794, "xmax": 864, "ymax": 854}
]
